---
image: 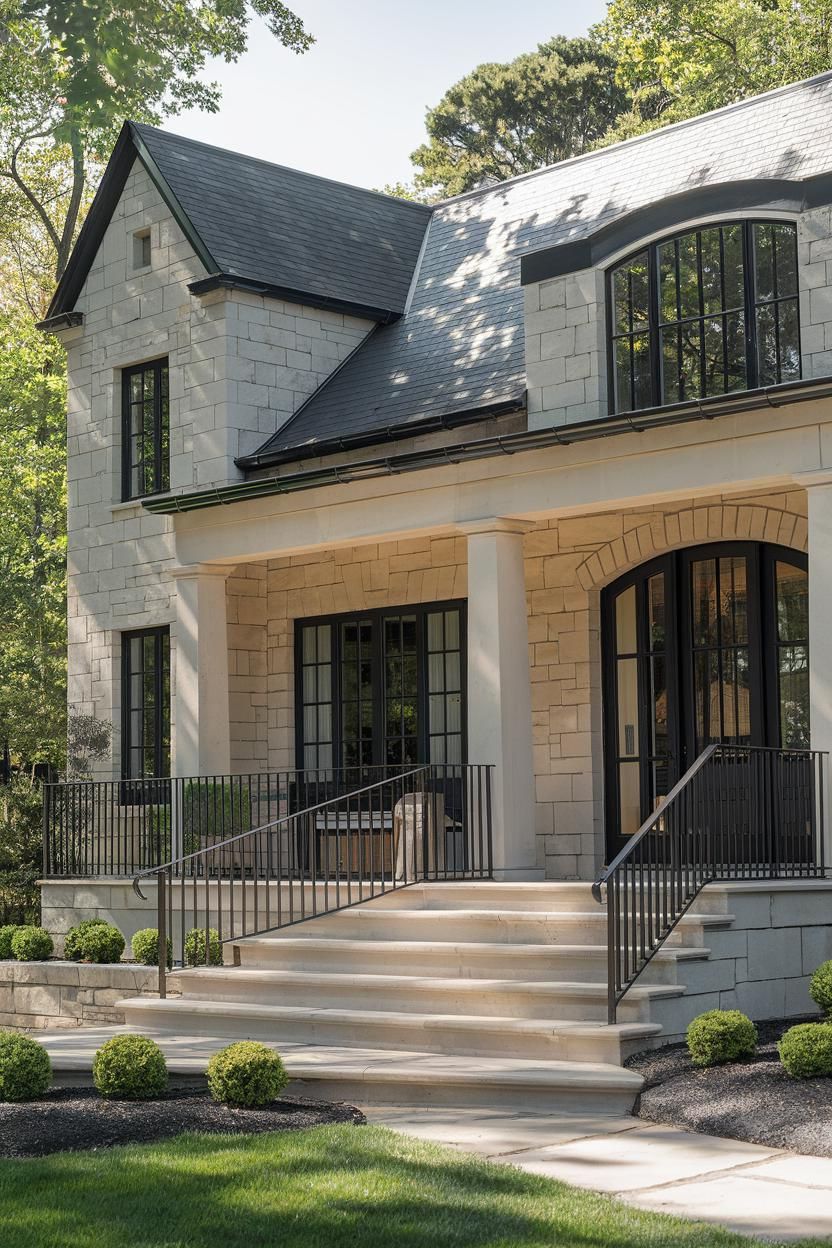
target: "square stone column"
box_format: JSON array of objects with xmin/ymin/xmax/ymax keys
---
[
  {"xmin": 463, "ymin": 519, "xmax": 540, "ymax": 879},
  {"xmin": 171, "ymin": 564, "xmax": 232, "ymax": 777},
  {"xmin": 803, "ymin": 473, "xmax": 832, "ymax": 864}
]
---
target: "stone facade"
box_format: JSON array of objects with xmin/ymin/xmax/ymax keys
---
[
  {"xmin": 0, "ymin": 960, "xmax": 161, "ymax": 1030},
  {"xmin": 525, "ymin": 267, "xmax": 607, "ymax": 430},
  {"xmin": 65, "ymin": 158, "xmax": 370, "ymax": 772}
]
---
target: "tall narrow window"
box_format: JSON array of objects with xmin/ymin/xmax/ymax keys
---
[
  {"xmin": 122, "ymin": 358, "xmax": 170, "ymax": 499},
  {"xmin": 610, "ymin": 220, "xmax": 800, "ymax": 414},
  {"xmin": 122, "ymin": 627, "xmax": 170, "ymax": 779}
]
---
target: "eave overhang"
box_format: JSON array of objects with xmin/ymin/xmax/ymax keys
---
[
  {"xmin": 142, "ymin": 375, "xmax": 832, "ymax": 516},
  {"xmin": 188, "ymin": 273, "xmax": 401, "ymax": 326}
]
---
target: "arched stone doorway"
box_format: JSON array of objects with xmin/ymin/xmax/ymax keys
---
[{"xmin": 602, "ymin": 541, "xmax": 808, "ymax": 855}]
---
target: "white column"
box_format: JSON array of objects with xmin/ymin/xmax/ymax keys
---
[
  {"xmin": 171, "ymin": 564, "xmax": 232, "ymax": 777},
  {"xmin": 464, "ymin": 519, "xmax": 540, "ymax": 880},
  {"xmin": 804, "ymin": 473, "xmax": 832, "ymax": 864}
]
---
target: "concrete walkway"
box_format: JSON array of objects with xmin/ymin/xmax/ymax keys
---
[{"xmin": 362, "ymin": 1106, "xmax": 832, "ymax": 1242}]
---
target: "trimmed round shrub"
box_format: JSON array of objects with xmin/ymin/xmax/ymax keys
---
[
  {"xmin": 779, "ymin": 1022, "xmax": 832, "ymax": 1078},
  {"xmin": 76, "ymin": 923, "xmax": 125, "ymax": 964},
  {"xmin": 810, "ymin": 961, "xmax": 832, "ymax": 1016},
  {"xmin": 0, "ymin": 925, "xmax": 18, "ymax": 960},
  {"xmin": 131, "ymin": 927, "xmax": 172, "ymax": 968},
  {"xmin": 206, "ymin": 1041, "xmax": 288, "ymax": 1107},
  {"xmin": 0, "ymin": 1031, "xmax": 51, "ymax": 1101},
  {"xmin": 687, "ymin": 1009, "xmax": 757, "ymax": 1067},
  {"xmin": 10, "ymin": 926, "xmax": 53, "ymax": 962},
  {"xmin": 184, "ymin": 927, "xmax": 222, "ymax": 967},
  {"xmin": 92, "ymin": 1034, "xmax": 168, "ymax": 1100},
  {"xmin": 64, "ymin": 918, "xmax": 109, "ymax": 961}
]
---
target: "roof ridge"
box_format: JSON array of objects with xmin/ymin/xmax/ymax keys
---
[
  {"xmin": 130, "ymin": 121, "xmax": 432, "ymax": 215},
  {"xmin": 434, "ymin": 69, "xmax": 832, "ymax": 208}
]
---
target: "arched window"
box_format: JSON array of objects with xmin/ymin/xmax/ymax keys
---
[{"xmin": 609, "ymin": 221, "xmax": 800, "ymax": 414}]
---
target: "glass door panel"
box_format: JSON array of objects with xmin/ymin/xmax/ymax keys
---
[
  {"xmin": 689, "ymin": 553, "xmax": 753, "ymax": 752},
  {"xmin": 775, "ymin": 561, "xmax": 809, "ymax": 748}
]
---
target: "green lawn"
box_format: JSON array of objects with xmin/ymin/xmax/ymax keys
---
[{"xmin": 0, "ymin": 1124, "xmax": 823, "ymax": 1248}]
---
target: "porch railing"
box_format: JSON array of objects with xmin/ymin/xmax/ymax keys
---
[
  {"xmin": 132, "ymin": 763, "xmax": 493, "ymax": 996},
  {"xmin": 42, "ymin": 766, "xmax": 426, "ymax": 878},
  {"xmin": 592, "ymin": 745, "xmax": 829, "ymax": 1023}
]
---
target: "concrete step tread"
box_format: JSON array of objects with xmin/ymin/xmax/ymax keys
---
[
  {"xmin": 169, "ymin": 966, "xmax": 683, "ymax": 1000},
  {"xmin": 40, "ymin": 1026, "xmax": 645, "ymax": 1090},
  {"xmin": 308, "ymin": 907, "xmax": 732, "ymax": 923},
  {"xmin": 235, "ymin": 935, "xmax": 710, "ymax": 962},
  {"xmin": 120, "ymin": 996, "xmax": 661, "ymax": 1039}
]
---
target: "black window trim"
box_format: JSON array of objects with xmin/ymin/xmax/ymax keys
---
[
  {"xmin": 121, "ymin": 624, "xmax": 171, "ymax": 782},
  {"xmin": 294, "ymin": 599, "xmax": 467, "ymax": 771},
  {"xmin": 606, "ymin": 217, "xmax": 801, "ymax": 416},
  {"xmin": 121, "ymin": 356, "xmax": 170, "ymax": 501}
]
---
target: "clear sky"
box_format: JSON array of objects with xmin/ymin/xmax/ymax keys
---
[{"xmin": 170, "ymin": 0, "xmax": 608, "ymax": 190}]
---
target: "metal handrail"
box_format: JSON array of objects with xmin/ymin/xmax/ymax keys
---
[
  {"xmin": 593, "ymin": 744, "xmax": 829, "ymax": 1023},
  {"xmin": 131, "ymin": 763, "xmax": 494, "ymax": 996},
  {"xmin": 42, "ymin": 765, "xmax": 416, "ymax": 878}
]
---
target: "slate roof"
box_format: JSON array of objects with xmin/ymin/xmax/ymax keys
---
[
  {"xmin": 245, "ymin": 71, "xmax": 832, "ymax": 467},
  {"xmin": 133, "ymin": 125, "xmax": 431, "ymax": 319}
]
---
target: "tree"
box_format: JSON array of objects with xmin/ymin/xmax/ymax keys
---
[
  {"xmin": 597, "ymin": 0, "xmax": 832, "ymax": 143},
  {"xmin": 0, "ymin": 0, "xmax": 313, "ymax": 280},
  {"xmin": 410, "ymin": 36, "xmax": 628, "ymax": 197},
  {"xmin": 0, "ymin": 0, "xmax": 313, "ymax": 778}
]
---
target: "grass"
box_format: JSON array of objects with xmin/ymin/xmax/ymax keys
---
[{"xmin": 0, "ymin": 1123, "xmax": 826, "ymax": 1248}]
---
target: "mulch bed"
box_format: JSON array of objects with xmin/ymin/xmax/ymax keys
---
[
  {"xmin": 0, "ymin": 1087, "xmax": 364, "ymax": 1158},
  {"xmin": 626, "ymin": 1016, "xmax": 832, "ymax": 1156}
]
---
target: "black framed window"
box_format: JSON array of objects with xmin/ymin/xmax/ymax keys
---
[
  {"xmin": 122, "ymin": 358, "xmax": 170, "ymax": 499},
  {"xmin": 610, "ymin": 220, "xmax": 800, "ymax": 414},
  {"xmin": 122, "ymin": 626, "xmax": 170, "ymax": 779},
  {"xmin": 296, "ymin": 601, "xmax": 466, "ymax": 771}
]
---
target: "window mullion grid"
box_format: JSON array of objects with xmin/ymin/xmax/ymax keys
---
[
  {"xmin": 627, "ymin": 268, "xmax": 636, "ymax": 412},
  {"xmin": 696, "ymin": 232, "xmax": 706, "ymax": 398},
  {"xmin": 719, "ymin": 228, "xmax": 729, "ymax": 393},
  {"xmin": 743, "ymin": 222, "xmax": 759, "ymax": 389}
]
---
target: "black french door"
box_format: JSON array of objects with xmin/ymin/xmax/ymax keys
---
[{"xmin": 603, "ymin": 542, "xmax": 808, "ymax": 855}]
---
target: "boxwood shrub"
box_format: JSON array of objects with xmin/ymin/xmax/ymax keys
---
[
  {"xmin": 686, "ymin": 1009, "xmax": 757, "ymax": 1067},
  {"xmin": 77, "ymin": 923, "xmax": 125, "ymax": 964},
  {"xmin": 778, "ymin": 1022, "xmax": 832, "ymax": 1078},
  {"xmin": 0, "ymin": 1031, "xmax": 52, "ymax": 1101},
  {"xmin": 0, "ymin": 925, "xmax": 18, "ymax": 960},
  {"xmin": 64, "ymin": 918, "xmax": 109, "ymax": 961},
  {"xmin": 131, "ymin": 927, "xmax": 172, "ymax": 968},
  {"xmin": 206, "ymin": 1041, "xmax": 288, "ymax": 1107},
  {"xmin": 810, "ymin": 961, "xmax": 832, "ymax": 1016},
  {"xmin": 10, "ymin": 926, "xmax": 53, "ymax": 962},
  {"xmin": 92, "ymin": 1034, "xmax": 168, "ymax": 1100},
  {"xmin": 184, "ymin": 926, "xmax": 222, "ymax": 967}
]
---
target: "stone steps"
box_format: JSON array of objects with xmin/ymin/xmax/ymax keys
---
[
  {"xmin": 231, "ymin": 935, "xmax": 708, "ymax": 983},
  {"xmin": 119, "ymin": 995, "xmax": 661, "ymax": 1063},
  {"xmin": 167, "ymin": 966, "xmax": 682, "ymax": 1022},
  {"xmin": 260, "ymin": 906, "xmax": 731, "ymax": 946},
  {"xmin": 113, "ymin": 880, "xmax": 733, "ymax": 1111},
  {"xmin": 40, "ymin": 1026, "xmax": 644, "ymax": 1114}
]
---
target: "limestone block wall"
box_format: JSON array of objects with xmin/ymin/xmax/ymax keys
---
[
  {"xmin": 653, "ymin": 881, "xmax": 832, "ymax": 1041},
  {"xmin": 525, "ymin": 268, "xmax": 606, "ymax": 430},
  {"xmin": 64, "ymin": 154, "xmax": 371, "ymax": 778},
  {"xmin": 0, "ymin": 960, "xmax": 160, "ymax": 1030},
  {"xmin": 797, "ymin": 204, "xmax": 832, "ymax": 379}
]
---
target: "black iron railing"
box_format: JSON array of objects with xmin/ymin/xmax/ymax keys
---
[
  {"xmin": 592, "ymin": 745, "xmax": 829, "ymax": 1023},
  {"xmin": 42, "ymin": 766, "xmax": 427, "ymax": 878},
  {"xmin": 131, "ymin": 763, "xmax": 492, "ymax": 996}
]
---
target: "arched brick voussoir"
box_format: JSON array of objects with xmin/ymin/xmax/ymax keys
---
[{"xmin": 575, "ymin": 503, "xmax": 808, "ymax": 592}]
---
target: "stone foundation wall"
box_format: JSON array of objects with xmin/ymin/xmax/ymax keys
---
[
  {"xmin": 0, "ymin": 960, "xmax": 160, "ymax": 1030},
  {"xmin": 658, "ymin": 881, "xmax": 832, "ymax": 1041}
]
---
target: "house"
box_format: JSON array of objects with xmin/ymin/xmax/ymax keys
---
[{"xmin": 36, "ymin": 73, "xmax": 832, "ymax": 1109}]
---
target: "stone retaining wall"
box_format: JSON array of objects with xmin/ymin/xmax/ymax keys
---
[{"xmin": 0, "ymin": 960, "xmax": 161, "ymax": 1030}]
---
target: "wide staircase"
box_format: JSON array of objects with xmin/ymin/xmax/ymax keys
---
[{"xmin": 119, "ymin": 881, "xmax": 734, "ymax": 1112}]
